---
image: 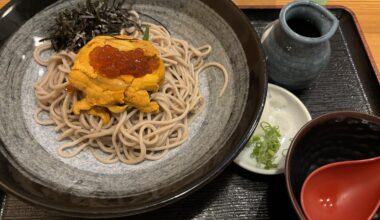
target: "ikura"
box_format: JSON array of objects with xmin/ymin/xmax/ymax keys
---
[{"xmin": 89, "ymin": 45, "xmax": 160, "ymax": 78}]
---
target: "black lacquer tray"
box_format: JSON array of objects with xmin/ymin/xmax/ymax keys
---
[{"xmin": 0, "ymin": 2, "xmax": 379, "ymax": 219}]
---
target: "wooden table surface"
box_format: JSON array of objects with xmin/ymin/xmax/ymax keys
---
[{"xmin": 0, "ymin": 0, "xmax": 378, "ymax": 75}]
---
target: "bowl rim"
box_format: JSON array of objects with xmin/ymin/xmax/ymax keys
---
[
  {"xmin": 0, "ymin": 0, "xmax": 267, "ymax": 217},
  {"xmin": 285, "ymin": 111, "xmax": 380, "ymax": 219}
]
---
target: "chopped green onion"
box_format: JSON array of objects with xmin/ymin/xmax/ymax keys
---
[
  {"xmin": 249, "ymin": 121, "xmax": 281, "ymax": 169},
  {"xmin": 143, "ymin": 25, "xmax": 150, "ymax": 41}
]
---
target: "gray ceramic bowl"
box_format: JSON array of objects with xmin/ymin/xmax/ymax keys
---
[
  {"xmin": 285, "ymin": 112, "xmax": 380, "ymax": 219},
  {"xmin": 0, "ymin": 0, "xmax": 267, "ymax": 217}
]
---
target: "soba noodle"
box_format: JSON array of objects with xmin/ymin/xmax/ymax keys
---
[{"xmin": 33, "ymin": 23, "xmax": 228, "ymax": 165}]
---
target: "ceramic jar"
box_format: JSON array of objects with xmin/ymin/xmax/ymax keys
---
[{"xmin": 262, "ymin": 1, "xmax": 339, "ymax": 90}]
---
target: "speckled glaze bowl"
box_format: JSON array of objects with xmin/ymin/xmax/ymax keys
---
[
  {"xmin": 285, "ymin": 112, "xmax": 380, "ymax": 219},
  {"xmin": 0, "ymin": 0, "xmax": 267, "ymax": 217}
]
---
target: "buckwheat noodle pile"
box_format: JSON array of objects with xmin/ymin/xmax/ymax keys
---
[{"xmin": 33, "ymin": 22, "xmax": 228, "ymax": 165}]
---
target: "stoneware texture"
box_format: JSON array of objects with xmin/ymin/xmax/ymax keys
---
[
  {"xmin": 0, "ymin": 0, "xmax": 267, "ymax": 217},
  {"xmin": 262, "ymin": 1, "xmax": 339, "ymax": 90}
]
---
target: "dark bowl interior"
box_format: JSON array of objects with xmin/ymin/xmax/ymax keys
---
[
  {"xmin": 0, "ymin": 0, "xmax": 267, "ymax": 218},
  {"xmin": 285, "ymin": 112, "xmax": 380, "ymax": 219}
]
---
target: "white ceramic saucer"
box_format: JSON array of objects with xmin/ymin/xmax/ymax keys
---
[{"xmin": 234, "ymin": 83, "xmax": 312, "ymax": 175}]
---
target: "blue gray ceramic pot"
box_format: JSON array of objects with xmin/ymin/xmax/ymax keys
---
[{"xmin": 262, "ymin": 1, "xmax": 339, "ymax": 90}]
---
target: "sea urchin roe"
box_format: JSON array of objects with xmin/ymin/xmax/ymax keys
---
[{"xmin": 89, "ymin": 45, "xmax": 160, "ymax": 78}]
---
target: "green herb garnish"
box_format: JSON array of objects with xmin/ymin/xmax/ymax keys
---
[
  {"xmin": 41, "ymin": 0, "xmax": 144, "ymax": 52},
  {"xmin": 143, "ymin": 25, "xmax": 150, "ymax": 41},
  {"xmin": 249, "ymin": 122, "xmax": 281, "ymax": 169}
]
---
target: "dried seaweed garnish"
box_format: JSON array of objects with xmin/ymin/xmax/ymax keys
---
[{"xmin": 41, "ymin": 0, "xmax": 143, "ymax": 52}]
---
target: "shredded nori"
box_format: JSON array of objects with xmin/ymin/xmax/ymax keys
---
[{"xmin": 41, "ymin": 0, "xmax": 143, "ymax": 52}]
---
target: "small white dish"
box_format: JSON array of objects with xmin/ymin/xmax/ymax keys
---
[{"xmin": 234, "ymin": 83, "xmax": 312, "ymax": 175}]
